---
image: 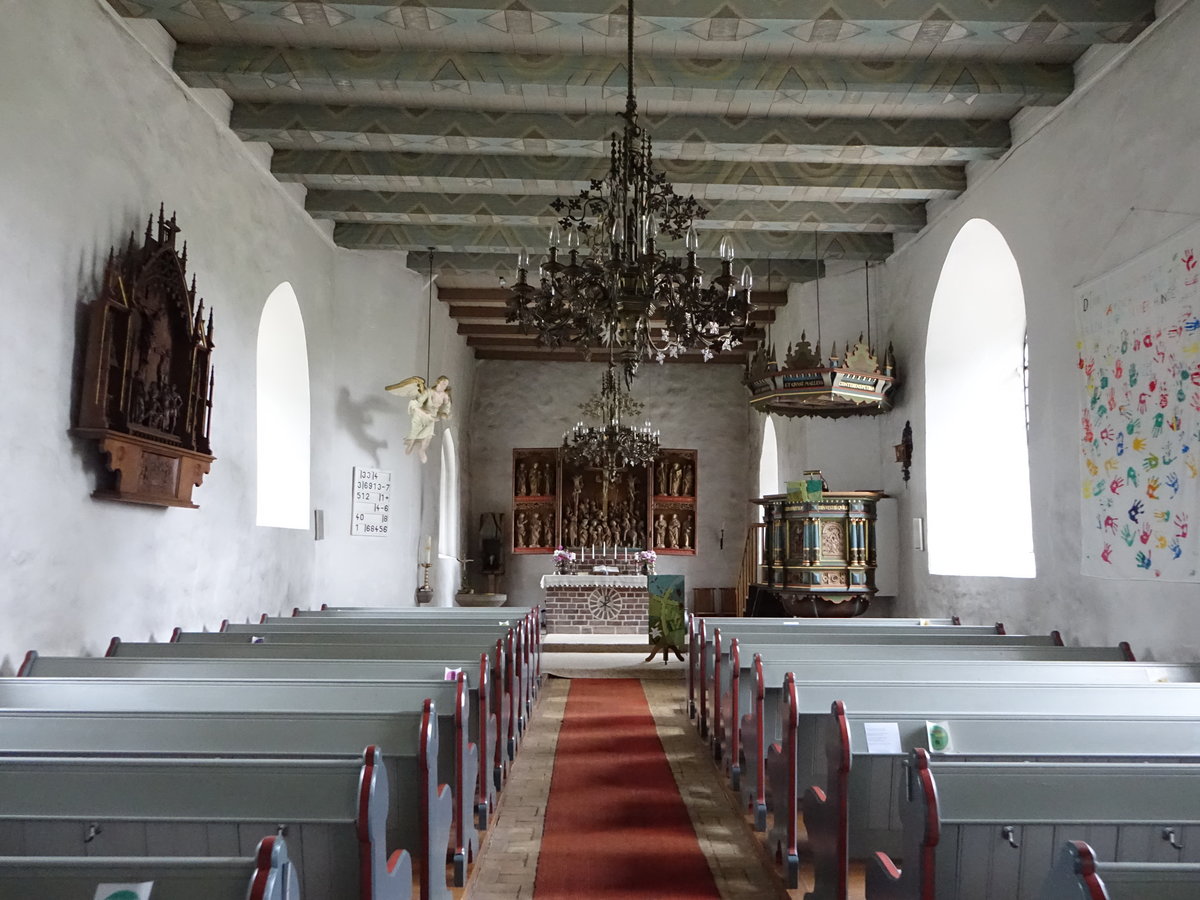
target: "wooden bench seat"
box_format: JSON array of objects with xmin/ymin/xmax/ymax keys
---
[
  {"xmin": 0, "ymin": 749, "xmax": 403, "ymax": 900},
  {"xmin": 695, "ymin": 622, "xmax": 1078, "ymax": 744},
  {"xmin": 108, "ymin": 634, "xmax": 527, "ymax": 763},
  {"xmin": 733, "ymin": 650, "xmax": 1200, "ymax": 830},
  {"xmin": 1039, "ymin": 840, "xmax": 1200, "ymax": 900},
  {"xmin": 0, "ymin": 701, "xmax": 454, "ymax": 900},
  {"xmin": 0, "ymin": 671, "xmax": 482, "ymax": 876},
  {"xmin": 267, "ymin": 609, "xmax": 543, "ymax": 710},
  {"xmin": 20, "ymin": 651, "xmax": 506, "ymax": 809},
  {"xmin": 868, "ymin": 751, "xmax": 1200, "ymax": 900},
  {"xmin": 0, "ymin": 834, "xmax": 296, "ymax": 900},
  {"xmin": 702, "ymin": 623, "xmax": 1032, "ymax": 753},
  {"xmin": 686, "ymin": 616, "xmax": 969, "ymax": 721},
  {"xmin": 794, "ymin": 696, "xmax": 1200, "ymax": 899}
]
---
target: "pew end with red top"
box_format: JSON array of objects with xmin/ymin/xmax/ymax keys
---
[{"xmin": 0, "ymin": 834, "xmax": 300, "ymax": 900}]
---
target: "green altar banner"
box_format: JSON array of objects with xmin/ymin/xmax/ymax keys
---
[{"xmin": 648, "ymin": 574, "xmax": 685, "ymax": 652}]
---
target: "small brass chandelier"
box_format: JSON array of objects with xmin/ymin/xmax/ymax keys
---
[
  {"xmin": 562, "ymin": 364, "xmax": 660, "ymax": 482},
  {"xmin": 507, "ymin": 0, "xmax": 754, "ymax": 381}
]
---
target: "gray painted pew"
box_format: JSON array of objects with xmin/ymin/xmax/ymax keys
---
[
  {"xmin": 690, "ymin": 617, "xmax": 1041, "ymax": 738},
  {"xmin": 733, "ymin": 648, "xmax": 1200, "ymax": 830},
  {"xmin": 867, "ymin": 751, "xmax": 1200, "ymax": 900},
  {"xmin": 729, "ymin": 648, "xmax": 1200, "ymax": 830},
  {"xmin": 1038, "ymin": 840, "xmax": 1200, "ymax": 900},
  {"xmin": 703, "ymin": 623, "xmax": 1031, "ymax": 755},
  {"xmin": 685, "ymin": 615, "xmax": 966, "ymax": 721},
  {"xmin": 284, "ymin": 606, "xmax": 542, "ymax": 704},
  {"xmin": 0, "ymin": 750, "xmax": 403, "ymax": 900},
  {"xmin": 0, "ymin": 834, "xmax": 297, "ymax": 900},
  {"xmin": 0, "ymin": 702, "xmax": 453, "ymax": 900},
  {"xmin": 109, "ymin": 634, "xmax": 527, "ymax": 764},
  {"xmin": 790, "ymin": 695, "xmax": 1200, "ymax": 900},
  {"xmin": 0, "ymin": 674, "xmax": 477, "ymax": 889},
  {"xmin": 699, "ymin": 624, "xmax": 1079, "ymax": 745},
  {"xmin": 766, "ymin": 680, "xmax": 1200, "ymax": 892},
  {"xmin": 21, "ymin": 650, "xmax": 505, "ymax": 812},
  {"xmin": 216, "ymin": 619, "xmax": 539, "ymax": 718}
]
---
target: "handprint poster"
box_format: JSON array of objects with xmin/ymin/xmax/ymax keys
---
[{"xmin": 1077, "ymin": 222, "xmax": 1200, "ymax": 580}]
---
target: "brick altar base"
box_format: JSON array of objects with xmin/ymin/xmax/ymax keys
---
[{"xmin": 543, "ymin": 584, "xmax": 648, "ymax": 635}]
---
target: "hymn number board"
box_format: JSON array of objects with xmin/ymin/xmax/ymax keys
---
[{"xmin": 352, "ymin": 467, "xmax": 392, "ymax": 537}]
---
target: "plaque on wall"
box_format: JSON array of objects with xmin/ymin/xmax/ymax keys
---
[
  {"xmin": 74, "ymin": 207, "xmax": 215, "ymax": 508},
  {"xmin": 351, "ymin": 467, "xmax": 392, "ymax": 536}
]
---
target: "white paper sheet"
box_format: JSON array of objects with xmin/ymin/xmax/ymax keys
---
[{"xmin": 863, "ymin": 722, "xmax": 902, "ymax": 754}]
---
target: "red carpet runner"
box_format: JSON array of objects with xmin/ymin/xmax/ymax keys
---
[{"xmin": 534, "ymin": 678, "xmax": 721, "ymax": 899}]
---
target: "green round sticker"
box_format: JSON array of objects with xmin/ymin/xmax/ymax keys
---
[{"xmin": 928, "ymin": 724, "xmax": 950, "ymax": 752}]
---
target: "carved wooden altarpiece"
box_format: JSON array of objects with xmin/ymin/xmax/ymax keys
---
[{"xmin": 74, "ymin": 207, "xmax": 215, "ymax": 508}]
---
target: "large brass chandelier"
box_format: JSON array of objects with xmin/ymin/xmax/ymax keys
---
[
  {"xmin": 562, "ymin": 365, "xmax": 660, "ymax": 482},
  {"xmin": 507, "ymin": 1, "xmax": 754, "ymax": 380}
]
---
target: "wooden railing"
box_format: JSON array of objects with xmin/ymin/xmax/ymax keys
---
[{"xmin": 735, "ymin": 523, "xmax": 767, "ymax": 616}]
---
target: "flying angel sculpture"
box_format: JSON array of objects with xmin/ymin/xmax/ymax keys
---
[{"xmin": 386, "ymin": 374, "xmax": 452, "ymax": 463}]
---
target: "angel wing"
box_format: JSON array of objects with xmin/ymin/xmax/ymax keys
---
[{"xmin": 385, "ymin": 375, "xmax": 426, "ymax": 399}]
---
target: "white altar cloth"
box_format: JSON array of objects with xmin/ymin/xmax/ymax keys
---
[{"xmin": 539, "ymin": 574, "xmax": 648, "ymax": 589}]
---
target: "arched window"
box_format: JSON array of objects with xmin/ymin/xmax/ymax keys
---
[
  {"xmin": 758, "ymin": 416, "xmax": 779, "ymax": 501},
  {"xmin": 256, "ymin": 283, "xmax": 310, "ymax": 529},
  {"xmin": 435, "ymin": 428, "xmax": 461, "ymax": 605},
  {"xmin": 925, "ymin": 219, "xmax": 1035, "ymax": 577}
]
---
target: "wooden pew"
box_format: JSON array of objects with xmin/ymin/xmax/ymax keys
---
[
  {"xmin": 217, "ymin": 618, "xmax": 539, "ymax": 722},
  {"xmin": 187, "ymin": 618, "xmax": 535, "ymax": 732},
  {"xmin": 698, "ymin": 623, "xmax": 1074, "ymax": 745},
  {"xmin": 0, "ymin": 673, "xmax": 477, "ymax": 889},
  {"xmin": 702, "ymin": 622, "xmax": 1022, "ymax": 753},
  {"xmin": 867, "ymin": 750, "xmax": 1200, "ymax": 900},
  {"xmin": 1038, "ymin": 840, "xmax": 1200, "ymax": 900},
  {"xmin": 0, "ymin": 701, "xmax": 454, "ymax": 900},
  {"xmin": 0, "ymin": 748, "xmax": 404, "ymax": 900},
  {"xmin": 733, "ymin": 649, "xmax": 1200, "ymax": 830},
  {"xmin": 109, "ymin": 633, "xmax": 526, "ymax": 766},
  {"xmin": 20, "ymin": 650, "xmax": 504, "ymax": 812},
  {"xmin": 287, "ymin": 606, "xmax": 543, "ymax": 705},
  {"xmin": 791, "ymin": 692, "xmax": 1200, "ymax": 899},
  {"xmin": 0, "ymin": 834, "xmax": 297, "ymax": 900},
  {"xmin": 685, "ymin": 615, "xmax": 964, "ymax": 721}
]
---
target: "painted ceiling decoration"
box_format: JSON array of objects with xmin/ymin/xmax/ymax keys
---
[{"xmin": 108, "ymin": 0, "xmax": 1156, "ymax": 363}]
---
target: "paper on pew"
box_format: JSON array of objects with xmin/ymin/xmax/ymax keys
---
[
  {"xmin": 95, "ymin": 884, "xmax": 153, "ymax": 900},
  {"xmin": 445, "ymin": 667, "xmax": 463, "ymax": 680},
  {"xmin": 863, "ymin": 722, "xmax": 902, "ymax": 754}
]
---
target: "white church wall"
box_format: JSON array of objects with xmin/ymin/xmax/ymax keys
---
[
  {"xmin": 879, "ymin": 0, "xmax": 1200, "ymax": 658},
  {"xmin": 468, "ymin": 361, "xmax": 751, "ymax": 607},
  {"xmin": 0, "ymin": 1, "xmax": 468, "ymax": 670}
]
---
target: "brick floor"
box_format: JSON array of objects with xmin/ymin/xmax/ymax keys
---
[{"xmin": 463, "ymin": 670, "xmax": 857, "ymax": 900}]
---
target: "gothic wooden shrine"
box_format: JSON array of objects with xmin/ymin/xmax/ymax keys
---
[{"xmin": 74, "ymin": 207, "xmax": 215, "ymax": 508}]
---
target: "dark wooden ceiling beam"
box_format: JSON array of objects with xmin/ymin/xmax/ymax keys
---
[
  {"xmin": 114, "ymin": 1, "xmax": 1153, "ymax": 64},
  {"xmin": 336, "ymin": 223, "xmax": 893, "ymax": 260},
  {"xmin": 177, "ymin": 44, "xmax": 1073, "ymax": 117},
  {"xmin": 235, "ymin": 103, "xmax": 1009, "ymax": 168},
  {"xmin": 305, "ymin": 189, "xmax": 927, "ymax": 234}
]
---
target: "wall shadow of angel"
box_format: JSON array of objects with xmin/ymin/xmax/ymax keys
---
[
  {"xmin": 335, "ymin": 386, "xmax": 390, "ymax": 466},
  {"xmin": 386, "ymin": 375, "xmax": 452, "ymax": 463}
]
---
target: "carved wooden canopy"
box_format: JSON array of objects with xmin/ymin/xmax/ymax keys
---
[{"xmin": 75, "ymin": 206, "xmax": 215, "ymax": 507}]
